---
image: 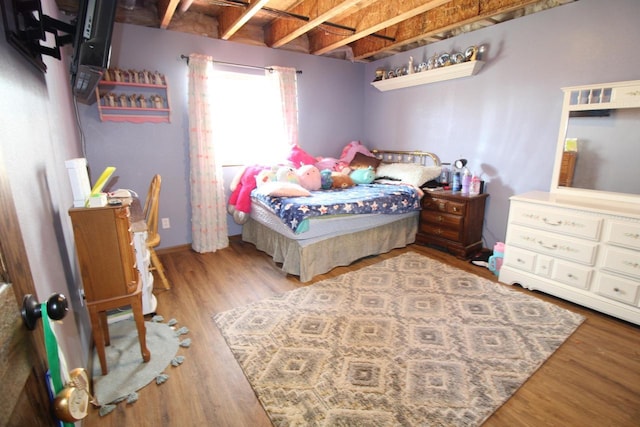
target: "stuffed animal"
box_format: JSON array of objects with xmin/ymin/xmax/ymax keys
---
[
  {"xmin": 227, "ymin": 165, "xmax": 268, "ymax": 224},
  {"xmin": 287, "ymin": 145, "xmax": 317, "ymax": 168},
  {"xmin": 350, "ymin": 166, "xmax": 375, "ymax": 184},
  {"xmin": 339, "ymin": 141, "xmax": 374, "ymax": 165},
  {"xmin": 315, "ymin": 157, "xmax": 338, "ymax": 171},
  {"xmin": 320, "ymin": 169, "xmax": 333, "ymax": 190},
  {"xmin": 331, "ymin": 171, "xmax": 354, "ymax": 189},
  {"xmin": 255, "ymin": 167, "xmax": 277, "ymax": 187},
  {"xmin": 276, "ymin": 166, "xmax": 299, "ymax": 184},
  {"xmin": 296, "ymin": 164, "xmax": 321, "ymax": 191}
]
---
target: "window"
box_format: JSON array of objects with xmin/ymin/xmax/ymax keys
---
[{"xmin": 209, "ymin": 69, "xmax": 289, "ymax": 166}]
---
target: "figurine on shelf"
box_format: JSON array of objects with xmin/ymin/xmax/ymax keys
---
[
  {"xmin": 105, "ymin": 93, "xmax": 117, "ymax": 107},
  {"xmin": 112, "ymin": 69, "xmax": 124, "ymax": 82},
  {"xmin": 129, "ymin": 69, "xmax": 140, "ymax": 84},
  {"xmin": 141, "ymin": 70, "xmax": 152, "ymax": 85},
  {"xmin": 129, "ymin": 94, "xmax": 138, "ymax": 108},
  {"xmin": 103, "ymin": 69, "xmax": 112, "ymax": 81},
  {"xmin": 118, "ymin": 94, "xmax": 128, "ymax": 107},
  {"xmin": 407, "ymin": 56, "xmax": 414, "ymax": 74},
  {"xmin": 137, "ymin": 95, "xmax": 148, "ymax": 108},
  {"xmin": 153, "ymin": 71, "xmax": 164, "ymax": 86},
  {"xmin": 151, "ymin": 95, "xmax": 164, "ymax": 109}
]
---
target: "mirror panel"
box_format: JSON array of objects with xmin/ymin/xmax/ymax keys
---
[
  {"xmin": 560, "ymin": 108, "xmax": 640, "ymax": 194},
  {"xmin": 551, "ymin": 80, "xmax": 640, "ymax": 203}
]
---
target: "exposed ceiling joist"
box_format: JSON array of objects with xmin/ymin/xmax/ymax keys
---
[{"xmin": 54, "ymin": 0, "xmax": 577, "ymax": 62}]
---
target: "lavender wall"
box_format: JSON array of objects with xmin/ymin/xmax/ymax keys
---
[
  {"xmin": 80, "ymin": 0, "xmax": 640, "ymax": 251},
  {"xmin": 1, "ymin": 0, "xmax": 91, "ymax": 370},
  {"xmin": 363, "ymin": 0, "xmax": 640, "ymax": 249},
  {"xmin": 80, "ymin": 25, "xmax": 366, "ymax": 244}
]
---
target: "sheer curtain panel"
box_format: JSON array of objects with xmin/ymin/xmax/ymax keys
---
[
  {"xmin": 187, "ymin": 54, "xmax": 229, "ymax": 253},
  {"xmin": 266, "ymin": 66, "xmax": 299, "ymax": 147}
]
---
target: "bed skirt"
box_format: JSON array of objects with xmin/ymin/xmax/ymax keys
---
[{"xmin": 241, "ymin": 213, "xmax": 418, "ymax": 282}]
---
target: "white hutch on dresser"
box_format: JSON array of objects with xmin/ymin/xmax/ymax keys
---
[{"xmin": 499, "ymin": 80, "xmax": 640, "ymax": 325}]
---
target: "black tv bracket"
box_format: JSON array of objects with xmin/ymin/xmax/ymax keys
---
[{"xmin": 12, "ymin": 0, "xmax": 75, "ymax": 60}]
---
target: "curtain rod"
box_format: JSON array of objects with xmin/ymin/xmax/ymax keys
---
[{"xmin": 180, "ymin": 55, "xmax": 302, "ymax": 74}]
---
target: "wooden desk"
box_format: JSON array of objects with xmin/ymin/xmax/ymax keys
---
[{"xmin": 69, "ymin": 202, "xmax": 150, "ymax": 375}]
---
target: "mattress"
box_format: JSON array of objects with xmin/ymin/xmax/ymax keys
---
[{"xmin": 250, "ymin": 200, "xmax": 418, "ymax": 243}]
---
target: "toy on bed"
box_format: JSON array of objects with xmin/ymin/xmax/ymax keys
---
[
  {"xmin": 350, "ymin": 166, "xmax": 375, "ymax": 184},
  {"xmin": 227, "ymin": 165, "xmax": 270, "ymax": 224},
  {"xmin": 228, "ymin": 162, "xmax": 320, "ymax": 224},
  {"xmin": 242, "ymin": 146, "xmax": 442, "ymax": 282}
]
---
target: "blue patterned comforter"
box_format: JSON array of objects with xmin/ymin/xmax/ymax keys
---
[{"xmin": 251, "ymin": 183, "xmax": 421, "ymax": 234}]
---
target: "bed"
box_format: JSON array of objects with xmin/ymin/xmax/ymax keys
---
[{"xmin": 241, "ymin": 149, "xmax": 441, "ymax": 282}]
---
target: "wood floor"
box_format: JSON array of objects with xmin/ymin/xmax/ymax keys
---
[{"xmin": 83, "ymin": 239, "xmax": 640, "ymax": 426}]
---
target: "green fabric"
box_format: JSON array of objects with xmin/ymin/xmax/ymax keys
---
[{"xmin": 42, "ymin": 302, "xmax": 74, "ymax": 427}]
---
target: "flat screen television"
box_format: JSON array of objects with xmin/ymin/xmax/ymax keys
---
[{"xmin": 70, "ymin": 0, "xmax": 117, "ymax": 104}]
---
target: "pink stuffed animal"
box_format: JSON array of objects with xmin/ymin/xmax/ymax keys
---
[
  {"xmin": 339, "ymin": 141, "xmax": 374, "ymax": 165},
  {"xmin": 227, "ymin": 165, "xmax": 268, "ymax": 224},
  {"xmin": 288, "ymin": 145, "xmax": 317, "ymax": 167},
  {"xmin": 296, "ymin": 164, "xmax": 321, "ymax": 191}
]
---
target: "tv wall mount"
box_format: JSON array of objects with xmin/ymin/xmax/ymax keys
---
[{"xmin": 1, "ymin": 0, "xmax": 76, "ymax": 68}]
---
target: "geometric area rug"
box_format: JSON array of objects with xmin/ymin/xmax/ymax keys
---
[{"xmin": 213, "ymin": 252, "xmax": 585, "ymax": 426}]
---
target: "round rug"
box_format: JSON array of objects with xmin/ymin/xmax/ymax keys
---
[{"xmin": 92, "ymin": 320, "xmax": 179, "ymax": 405}]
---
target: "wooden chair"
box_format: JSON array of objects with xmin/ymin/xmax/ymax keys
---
[{"xmin": 143, "ymin": 174, "xmax": 171, "ymax": 290}]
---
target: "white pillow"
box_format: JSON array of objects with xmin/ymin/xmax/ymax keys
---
[
  {"xmin": 375, "ymin": 163, "xmax": 442, "ymax": 187},
  {"xmin": 255, "ymin": 181, "xmax": 311, "ymax": 197}
]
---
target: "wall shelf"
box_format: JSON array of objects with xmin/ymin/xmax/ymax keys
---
[
  {"xmin": 371, "ymin": 60, "xmax": 485, "ymax": 92},
  {"xmin": 95, "ymin": 72, "xmax": 171, "ymax": 123}
]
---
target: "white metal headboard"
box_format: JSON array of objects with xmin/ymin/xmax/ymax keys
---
[{"xmin": 371, "ymin": 149, "xmax": 441, "ymax": 166}]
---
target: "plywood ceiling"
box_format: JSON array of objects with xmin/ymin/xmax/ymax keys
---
[{"xmin": 55, "ymin": 0, "xmax": 577, "ymax": 62}]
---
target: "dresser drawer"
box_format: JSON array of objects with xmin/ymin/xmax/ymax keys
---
[
  {"xmin": 605, "ymin": 221, "xmax": 640, "ymax": 250},
  {"xmin": 503, "ymin": 246, "xmax": 536, "ymax": 273},
  {"xmin": 421, "ymin": 211, "xmax": 463, "ymax": 229},
  {"xmin": 551, "ymin": 260, "xmax": 593, "ymax": 290},
  {"xmin": 509, "ymin": 203, "xmax": 602, "ymax": 240},
  {"xmin": 595, "ymin": 273, "xmax": 640, "ymax": 306},
  {"xmin": 423, "ymin": 197, "xmax": 466, "ymax": 216},
  {"xmin": 506, "ymin": 225, "xmax": 598, "ymax": 265},
  {"xmin": 601, "ymin": 245, "xmax": 640, "ymax": 279},
  {"xmin": 420, "ymin": 224, "xmax": 461, "ymax": 242}
]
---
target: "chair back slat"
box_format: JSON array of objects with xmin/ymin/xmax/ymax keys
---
[{"xmin": 144, "ymin": 174, "xmax": 161, "ymax": 241}]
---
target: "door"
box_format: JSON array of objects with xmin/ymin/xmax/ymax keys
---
[{"xmin": 0, "ymin": 150, "xmax": 55, "ymax": 426}]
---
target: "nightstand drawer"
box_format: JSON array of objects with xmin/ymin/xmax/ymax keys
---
[
  {"xmin": 421, "ymin": 211, "xmax": 463, "ymax": 229},
  {"xmin": 420, "ymin": 224, "xmax": 461, "ymax": 241},
  {"xmin": 423, "ymin": 198, "xmax": 466, "ymax": 216}
]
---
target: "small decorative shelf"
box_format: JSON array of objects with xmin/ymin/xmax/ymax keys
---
[
  {"xmin": 371, "ymin": 60, "xmax": 485, "ymax": 92},
  {"xmin": 95, "ymin": 71, "xmax": 171, "ymax": 123}
]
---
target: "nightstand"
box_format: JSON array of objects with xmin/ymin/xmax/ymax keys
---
[{"xmin": 416, "ymin": 190, "xmax": 489, "ymax": 258}]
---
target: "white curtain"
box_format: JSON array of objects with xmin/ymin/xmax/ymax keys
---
[
  {"xmin": 187, "ymin": 54, "xmax": 229, "ymax": 253},
  {"xmin": 266, "ymin": 66, "xmax": 299, "ymax": 147}
]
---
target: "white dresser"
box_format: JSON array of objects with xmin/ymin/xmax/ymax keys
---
[{"xmin": 499, "ymin": 191, "xmax": 640, "ymax": 324}]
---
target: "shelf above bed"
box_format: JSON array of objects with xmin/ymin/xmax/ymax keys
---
[{"xmin": 370, "ymin": 60, "xmax": 485, "ymax": 92}]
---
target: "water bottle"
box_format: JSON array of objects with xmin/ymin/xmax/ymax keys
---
[
  {"xmin": 461, "ymin": 168, "xmax": 471, "ymax": 194},
  {"xmin": 439, "ymin": 163, "xmax": 450, "ymax": 185},
  {"xmin": 452, "ymin": 171, "xmax": 461, "ymax": 192},
  {"xmin": 470, "ymin": 173, "xmax": 481, "ymax": 195}
]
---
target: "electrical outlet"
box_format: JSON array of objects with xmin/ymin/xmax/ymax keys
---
[{"xmin": 161, "ymin": 217, "xmax": 170, "ymax": 229}]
